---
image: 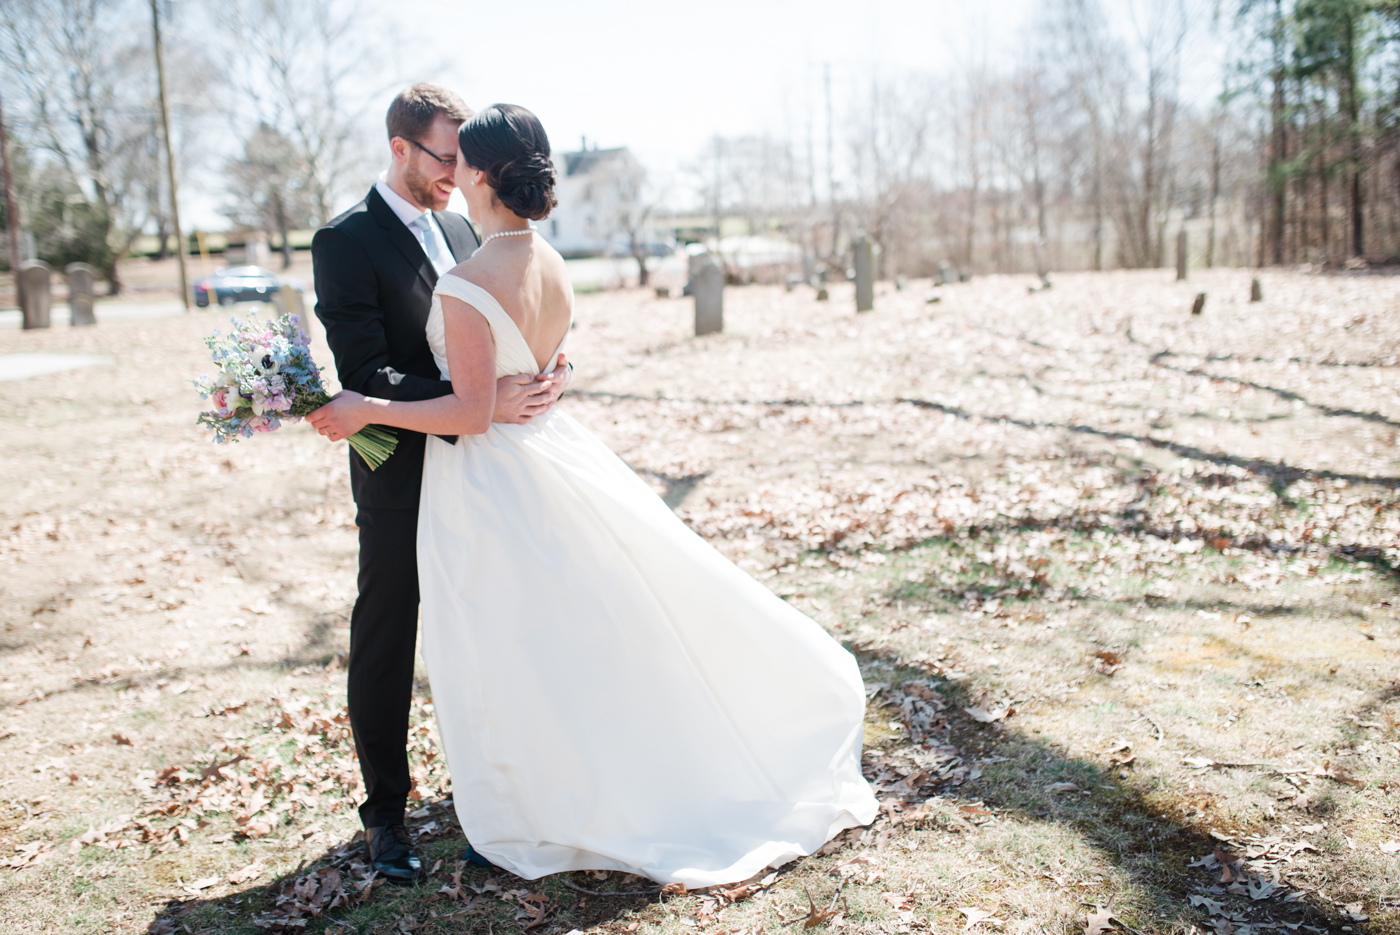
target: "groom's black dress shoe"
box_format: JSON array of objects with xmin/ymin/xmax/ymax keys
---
[
  {"xmin": 365, "ymin": 825, "xmax": 423, "ymax": 885},
  {"xmin": 461, "ymin": 843, "xmax": 500, "ymax": 870}
]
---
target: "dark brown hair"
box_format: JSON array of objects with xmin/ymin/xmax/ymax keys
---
[
  {"xmin": 457, "ymin": 104, "xmax": 558, "ymax": 221},
  {"xmin": 386, "ymin": 83, "xmax": 472, "ymax": 141}
]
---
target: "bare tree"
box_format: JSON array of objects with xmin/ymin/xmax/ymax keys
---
[
  {"xmin": 0, "ymin": 0, "xmax": 182, "ymax": 290},
  {"xmin": 224, "ymin": 124, "xmax": 319, "ymax": 269},
  {"xmin": 218, "ymin": 0, "xmax": 381, "ymax": 226}
]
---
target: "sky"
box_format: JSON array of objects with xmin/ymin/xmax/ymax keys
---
[{"xmin": 181, "ymin": 0, "xmax": 1230, "ymax": 228}]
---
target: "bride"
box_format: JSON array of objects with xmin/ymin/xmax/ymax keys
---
[{"xmin": 307, "ymin": 104, "xmax": 876, "ymax": 887}]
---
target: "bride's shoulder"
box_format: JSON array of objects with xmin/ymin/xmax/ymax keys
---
[{"xmin": 435, "ymin": 267, "xmax": 492, "ymax": 305}]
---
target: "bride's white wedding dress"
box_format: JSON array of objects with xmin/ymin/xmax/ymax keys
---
[{"xmin": 417, "ymin": 274, "xmax": 877, "ymax": 887}]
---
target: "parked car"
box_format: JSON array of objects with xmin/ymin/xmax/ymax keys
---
[{"xmin": 194, "ymin": 266, "xmax": 288, "ymax": 307}]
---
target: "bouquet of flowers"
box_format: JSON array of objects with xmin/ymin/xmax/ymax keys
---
[{"xmin": 193, "ymin": 311, "xmax": 397, "ymax": 469}]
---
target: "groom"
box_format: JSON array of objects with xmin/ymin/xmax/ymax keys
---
[{"xmin": 313, "ymin": 82, "xmax": 569, "ymax": 884}]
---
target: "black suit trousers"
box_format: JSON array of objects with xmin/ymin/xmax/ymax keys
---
[{"xmin": 347, "ymin": 506, "xmax": 421, "ymax": 830}]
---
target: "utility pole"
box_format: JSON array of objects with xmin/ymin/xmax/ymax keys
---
[
  {"xmin": 825, "ymin": 62, "xmax": 839, "ymax": 261},
  {"xmin": 0, "ymin": 95, "xmax": 22, "ymax": 312},
  {"xmin": 151, "ymin": 0, "xmax": 189, "ymax": 310}
]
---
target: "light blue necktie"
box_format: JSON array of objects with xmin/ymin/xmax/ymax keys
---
[{"xmin": 413, "ymin": 213, "xmax": 456, "ymax": 277}]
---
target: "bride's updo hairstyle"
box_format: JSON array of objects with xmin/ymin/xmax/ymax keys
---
[{"xmin": 458, "ymin": 104, "xmax": 558, "ymax": 221}]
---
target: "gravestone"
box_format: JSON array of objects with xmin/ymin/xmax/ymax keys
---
[
  {"xmin": 815, "ymin": 286, "xmax": 829, "ymax": 301},
  {"xmin": 693, "ymin": 259, "xmax": 723, "ymax": 336},
  {"xmin": 801, "ymin": 253, "xmax": 814, "ymax": 286},
  {"xmin": 1176, "ymin": 230, "xmax": 1188, "ymax": 281},
  {"xmin": 65, "ymin": 262, "xmax": 97, "ymax": 326},
  {"xmin": 1250, "ymin": 278, "xmax": 1263, "ymax": 302},
  {"xmin": 895, "ymin": 275, "xmax": 908, "ymax": 291},
  {"xmin": 19, "ymin": 260, "xmax": 52, "ymax": 330},
  {"xmin": 853, "ymin": 236, "xmax": 873, "ymax": 312},
  {"xmin": 1191, "ymin": 292, "xmax": 1206, "ymax": 316},
  {"xmin": 935, "ymin": 261, "xmax": 954, "ymax": 286}
]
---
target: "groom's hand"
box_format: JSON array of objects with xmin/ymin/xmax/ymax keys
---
[
  {"xmin": 493, "ymin": 373, "xmax": 554, "ymax": 424},
  {"xmin": 542, "ymin": 354, "xmax": 570, "ymax": 405}
]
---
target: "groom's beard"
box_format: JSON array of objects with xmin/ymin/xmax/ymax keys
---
[{"xmin": 404, "ymin": 159, "xmax": 451, "ymax": 211}]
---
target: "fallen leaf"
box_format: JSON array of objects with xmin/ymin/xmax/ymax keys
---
[
  {"xmin": 1189, "ymin": 894, "xmax": 1226, "ymax": 916},
  {"xmin": 1182, "ymin": 757, "xmax": 1216, "ymax": 769},
  {"xmin": 1045, "ymin": 782, "xmax": 1080, "ymax": 794},
  {"xmin": 1093, "ymin": 651, "xmax": 1125, "ymax": 675},
  {"xmin": 963, "ymin": 704, "xmax": 1011, "ymax": 723},
  {"xmin": 228, "ymin": 862, "xmax": 265, "ymax": 885},
  {"xmin": 1085, "ymin": 905, "xmax": 1117, "ymax": 935},
  {"xmin": 801, "ymin": 887, "xmax": 841, "ymax": 929},
  {"xmin": 660, "ymin": 882, "xmax": 687, "ymax": 896},
  {"xmin": 112, "ymin": 733, "xmax": 133, "ymax": 746},
  {"xmin": 958, "ymin": 907, "xmax": 1005, "ymax": 930},
  {"xmin": 1342, "ymin": 902, "xmax": 1369, "ymax": 922},
  {"xmin": 200, "ymin": 754, "xmax": 247, "ymax": 782},
  {"xmin": 1245, "ymin": 874, "xmax": 1279, "ymax": 900},
  {"xmin": 186, "ymin": 876, "xmax": 220, "ymax": 892},
  {"xmin": 1380, "ymin": 841, "xmax": 1400, "ymax": 854}
]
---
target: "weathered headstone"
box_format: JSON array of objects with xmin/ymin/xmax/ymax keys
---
[
  {"xmin": 815, "ymin": 286, "xmax": 829, "ymax": 301},
  {"xmin": 693, "ymin": 258, "xmax": 723, "ymax": 336},
  {"xmin": 19, "ymin": 260, "xmax": 52, "ymax": 330},
  {"xmin": 1191, "ymin": 292, "xmax": 1206, "ymax": 316},
  {"xmin": 801, "ymin": 253, "xmax": 814, "ymax": 286},
  {"xmin": 654, "ymin": 285, "xmax": 671, "ymax": 299},
  {"xmin": 1250, "ymin": 278, "xmax": 1262, "ymax": 302},
  {"xmin": 853, "ymin": 236, "xmax": 873, "ymax": 312},
  {"xmin": 65, "ymin": 262, "xmax": 97, "ymax": 326},
  {"xmin": 936, "ymin": 261, "xmax": 954, "ymax": 286},
  {"xmin": 281, "ymin": 283, "xmax": 305, "ymax": 318},
  {"xmin": 1176, "ymin": 230, "xmax": 1188, "ymax": 281},
  {"xmin": 894, "ymin": 274, "xmax": 908, "ymax": 291}
]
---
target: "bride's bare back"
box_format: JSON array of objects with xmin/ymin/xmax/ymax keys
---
[{"xmin": 447, "ymin": 233, "xmax": 572, "ymax": 373}]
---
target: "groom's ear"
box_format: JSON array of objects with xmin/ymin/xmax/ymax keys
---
[{"xmin": 389, "ymin": 136, "xmax": 411, "ymax": 165}]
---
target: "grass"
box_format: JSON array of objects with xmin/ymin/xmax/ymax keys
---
[{"xmin": 2, "ymin": 268, "xmax": 1399, "ymax": 933}]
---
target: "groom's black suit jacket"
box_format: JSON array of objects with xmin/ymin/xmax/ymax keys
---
[{"xmin": 313, "ymin": 187, "xmax": 480, "ymax": 510}]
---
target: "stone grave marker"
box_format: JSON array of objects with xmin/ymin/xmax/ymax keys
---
[
  {"xmin": 853, "ymin": 236, "xmax": 873, "ymax": 312},
  {"xmin": 65, "ymin": 262, "xmax": 97, "ymax": 326},
  {"xmin": 1250, "ymin": 278, "xmax": 1262, "ymax": 302},
  {"xmin": 1191, "ymin": 292, "xmax": 1206, "ymax": 316},
  {"xmin": 1176, "ymin": 230, "xmax": 1188, "ymax": 281},
  {"xmin": 693, "ymin": 258, "xmax": 723, "ymax": 336},
  {"xmin": 20, "ymin": 260, "xmax": 52, "ymax": 330}
]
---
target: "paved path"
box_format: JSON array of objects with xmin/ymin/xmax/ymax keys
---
[
  {"xmin": 0, "ymin": 298, "xmax": 189, "ymax": 329},
  {"xmin": 0, "ymin": 353, "xmax": 112, "ymax": 381}
]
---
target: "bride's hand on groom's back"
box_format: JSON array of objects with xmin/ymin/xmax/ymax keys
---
[{"xmin": 493, "ymin": 354, "xmax": 569, "ymax": 424}]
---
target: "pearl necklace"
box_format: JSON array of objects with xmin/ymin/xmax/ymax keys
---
[{"xmin": 471, "ymin": 225, "xmax": 536, "ymax": 257}]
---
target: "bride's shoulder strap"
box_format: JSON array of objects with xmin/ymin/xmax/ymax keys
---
[{"xmin": 435, "ymin": 274, "xmax": 507, "ymax": 320}]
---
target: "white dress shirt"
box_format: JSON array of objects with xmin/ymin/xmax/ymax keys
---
[{"xmin": 375, "ymin": 172, "xmax": 457, "ymax": 276}]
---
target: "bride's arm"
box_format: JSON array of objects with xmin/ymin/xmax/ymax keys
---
[{"xmin": 307, "ymin": 297, "xmax": 498, "ymax": 439}]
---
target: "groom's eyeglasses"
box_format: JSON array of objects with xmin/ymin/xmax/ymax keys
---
[{"xmin": 408, "ymin": 138, "xmax": 457, "ymax": 170}]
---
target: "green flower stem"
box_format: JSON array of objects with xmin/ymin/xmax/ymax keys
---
[{"xmin": 293, "ymin": 389, "xmax": 399, "ymax": 470}]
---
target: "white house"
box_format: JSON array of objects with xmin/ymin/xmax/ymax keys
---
[{"xmin": 541, "ymin": 144, "xmax": 643, "ymax": 258}]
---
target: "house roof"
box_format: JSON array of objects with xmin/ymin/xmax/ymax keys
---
[{"xmin": 561, "ymin": 147, "xmax": 631, "ymax": 178}]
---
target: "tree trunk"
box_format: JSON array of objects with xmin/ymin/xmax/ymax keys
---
[
  {"xmin": 1207, "ymin": 115, "xmax": 1221, "ymax": 268},
  {"xmin": 1343, "ymin": 13, "xmax": 1363, "ymax": 257},
  {"xmin": 1269, "ymin": 0, "xmax": 1286, "ymax": 265},
  {"xmin": 274, "ymin": 193, "xmax": 292, "ymax": 270}
]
